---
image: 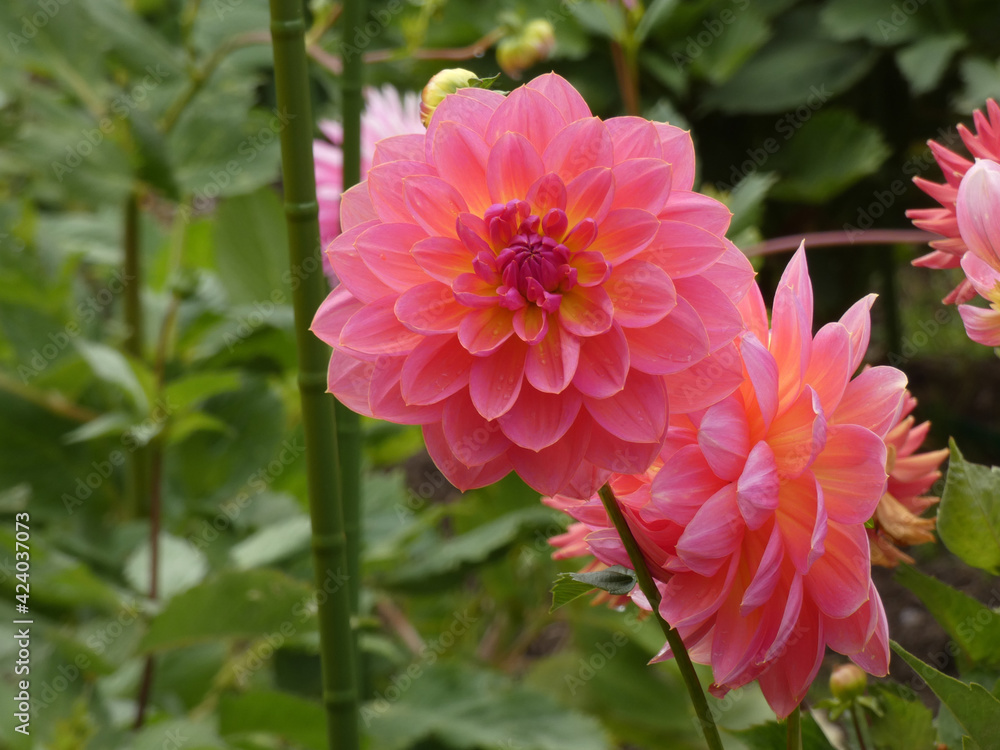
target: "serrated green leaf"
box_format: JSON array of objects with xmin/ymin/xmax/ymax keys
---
[
  {"xmin": 140, "ymin": 569, "xmax": 316, "ymax": 652},
  {"xmin": 896, "ymin": 34, "xmax": 966, "ymax": 96},
  {"xmin": 891, "ymin": 641, "xmax": 1000, "ymax": 749},
  {"xmin": 550, "ymin": 574, "xmax": 602, "ymax": 612},
  {"xmin": 895, "ymin": 564, "xmax": 1000, "ymax": 670},
  {"xmin": 939, "ymin": 439, "xmax": 1000, "ymax": 574},
  {"xmin": 219, "ymin": 690, "xmax": 325, "ymax": 750},
  {"xmin": 367, "ymin": 664, "xmax": 610, "ymax": 750},
  {"xmin": 868, "ymin": 684, "xmax": 936, "ymax": 750},
  {"xmin": 75, "ymin": 340, "xmax": 151, "ymax": 413},
  {"xmin": 768, "ymin": 109, "xmax": 890, "ymax": 203},
  {"xmin": 727, "ymin": 712, "xmax": 835, "ymax": 749}
]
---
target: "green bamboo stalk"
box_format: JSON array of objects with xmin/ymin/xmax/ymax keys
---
[
  {"xmin": 339, "ymin": 0, "xmax": 365, "ymax": 617},
  {"xmin": 268, "ymin": 3, "xmax": 359, "ymax": 749},
  {"xmin": 597, "ymin": 484, "xmax": 724, "ymax": 750}
]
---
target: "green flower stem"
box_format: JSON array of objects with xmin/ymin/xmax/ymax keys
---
[
  {"xmin": 787, "ymin": 705, "xmax": 802, "ymax": 750},
  {"xmin": 597, "ymin": 484, "xmax": 724, "ymax": 750},
  {"xmin": 267, "ymin": 2, "xmax": 360, "ymax": 749},
  {"xmin": 339, "ymin": 0, "xmax": 365, "ymax": 621}
]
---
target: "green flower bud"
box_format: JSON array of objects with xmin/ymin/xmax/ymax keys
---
[
  {"xmin": 496, "ymin": 19, "xmax": 556, "ymax": 80},
  {"xmin": 420, "ymin": 68, "xmax": 478, "ymax": 126},
  {"xmin": 829, "ymin": 663, "xmax": 867, "ymax": 701}
]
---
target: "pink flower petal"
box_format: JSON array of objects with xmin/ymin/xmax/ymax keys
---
[
  {"xmin": 660, "ymin": 555, "xmax": 740, "ymax": 630},
  {"xmin": 960, "ymin": 250, "xmax": 1000, "ymax": 300},
  {"xmin": 573, "ymin": 324, "xmax": 630, "ymax": 399},
  {"xmin": 697, "ymin": 397, "xmax": 750, "ymax": 481},
  {"xmin": 312, "ymin": 285, "xmax": 362, "ymax": 347},
  {"xmin": 432, "ymin": 121, "xmax": 491, "ymax": 215},
  {"xmin": 662, "ymin": 341, "xmax": 744, "ymax": 414},
  {"xmin": 565, "ymin": 167, "xmax": 615, "ymax": 226},
  {"xmin": 959, "ymin": 302, "xmax": 1000, "ymax": 346},
  {"xmin": 775, "ymin": 473, "xmax": 827, "ymax": 574},
  {"xmin": 957, "ymin": 159, "xmax": 1000, "ymax": 269},
  {"xmin": 327, "ymin": 220, "xmax": 394, "ymax": 303},
  {"xmin": 838, "ymin": 293, "xmax": 876, "ymax": 373},
  {"xmin": 513, "ymin": 305, "xmax": 549, "ymax": 344},
  {"xmin": 425, "ymin": 90, "xmax": 498, "ymax": 160},
  {"xmin": 368, "ymin": 160, "xmax": 436, "ymax": 223},
  {"xmin": 571, "ymin": 250, "xmax": 610, "ymax": 286},
  {"xmin": 497, "ymin": 382, "xmax": 582, "ymax": 450},
  {"xmin": 403, "ymin": 174, "xmax": 468, "ymax": 238},
  {"xmin": 355, "ymin": 222, "xmax": 429, "ymax": 291},
  {"xmin": 485, "ymin": 86, "xmax": 565, "ymax": 151},
  {"xmin": 674, "ymin": 277, "xmax": 744, "ymax": 351},
  {"xmin": 605, "ymin": 259, "xmax": 677, "ymax": 327},
  {"xmin": 611, "ymin": 158, "xmax": 672, "ymax": 214},
  {"xmin": 526, "ymin": 172, "xmax": 568, "ymax": 214},
  {"xmin": 469, "ymin": 336, "xmax": 526, "ymax": 420},
  {"xmin": 585, "ymin": 421, "xmax": 663, "ymax": 474},
  {"xmin": 740, "ymin": 524, "xmax": 784, "ymax": 613},
  {"xmin": 452, "ymin": 273, "xmax": 500, "ymax": 308},
  {"xmin": 700, "ymin": 239, "xmax": 755, "ymax": 305},
  {"xmin": 650, "ymin": 444, "xmax": 727, "ymax": 525},
  {"xmin": 736, "ymin": 441, "xmax": 780, "ymax": 530},
  {"xmin": 849, "ymin": 586, "xmax": 889, "ymax": 676},
  {"xmin": 372, "ymin": 134, "xmax": 425, "ymax": 166},
  {"xmin": 399, "ymin": 334, "xmax": 473, "ymax": 405},
  {"xmin": 526, "ymin": 73, "xmax": 592, "ymax": 121},
  {"xmin": 804, "ymin": 519, "xmax": 870, "ymax": 619},
  {"xmin": 543, "ymin": 117, "xmax": 613, "ymax": 182},
  {"xmin": 658, "ymin": 191, "xmax": 731, "ymax": 235},
  {"xmin": 369, "ymin": 356, "xmax": 446, "ymax": 424},
  {"xmin": 340, "ymin": 295, "xmax": 423, "ymax": 357},
  {"xmin": 739, "ymin": 332, "xmax": 779, "ymax": 433},
  {"xmin": 824, "ymin": 580, "xmax": 878, "ymax": 656},
  {"xmin": 757, "ymin": 586, "xmax": 824, "ymax": 719},
  {"xmin": 768, "ymin": 386, "xmax": 827, "ymax": 480},
  {"xmin": 802, "ymin": 322, "xmax": 851, "ymax": 409},
  {"xmin": 423, "ymin": 422, "xmax": 512, "ymax": 490},
  {"xmin": 395, "ymin": 282, "xmax": 466, "ymax": 334},
  {"xmin": 412, "ymin": 236, "xmax": 473, "ymax": 284},
  {"xmin": 645, "ymin": 221, "xmax": 728, "ymax": 278},
  {"xmin": 525, "ymin": 323, "xmax": 580, "ymax": 393},
  {"xmin": 589, "ymin": 208, "xmax": 660, "ymax": 263},
  {"xmin": 442, "ymin": 394, "xmax": 511, "ymax": 466},
  {"xmin": 604, "ymin": 116, "xmax": 661, "ymax": 160},
  {"xmin": 327, "ymin": 349, "xmax": 374, "ymax": 417},
  {"xmin": 654, "ymin": 123, "xmax": 695, "ymax": 192},
  {"xmin": 811, "ymin": 424, "xmax": 887, "ymax": 525},
  {"xmin": 507, "ymin": 414, "xmax": 592, "ymax": 495},
  {"xmin": 832, "ymin": 366, "xmax": 907, "ymax": 438},
  {"xmin": 487, "ymin": 131, "xmax": 545, "ymax": 204},
  {"xmin": 458, "ymin": 305, "xmax": 514, "ymax": 354},
  {"xmin": 559, "ymin": 284, "xmax": 614, "ymax": 337},
  {"xmin": 583, "ymin": 369, "xmax": 667, "ymax": 443},
  {"xmin": 675, "ymin": 485, "xmax": 743, "ymax": 576},
  {"xmin": 340, "ymin": 182, "xmax": 377, "ymax": 231}
]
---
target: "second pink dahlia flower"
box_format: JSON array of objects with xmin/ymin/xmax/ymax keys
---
[
  {"xmin": 546, "ymin": 247, "xmax": 907, "ymax": 717},
  {"xmin": 907, "ymin": 99, "xmax": 1000, "ymax": 304},
  {"xmin": 955, "ymin": 159, "xmax": 1000, "ymax": 346},
  {"xmin": 313, "ymin": 73, "xmax": 754, "ymax": 497}
]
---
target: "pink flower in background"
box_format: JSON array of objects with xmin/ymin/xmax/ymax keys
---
[
  {"xmin": 870, "ymin": 391, "xmax": 946, "ymax": 567},
  {"xmin": 907, "ymin": 99, "xmax": 1000, "ymax": 304},
  {"xmin": 956, "ymin": 159, "xmax": 1000, "ymax": 346},
  {"xmin": 546, "ymin": 247, "xmax": 907, "ymax": 718},
  {"xmin": 314, "ymin": 85, "xmax": 424, "ymax": 250},
  {"xmin": 312, "ymin": 72, "xmax": 754, "ymax": 497}
]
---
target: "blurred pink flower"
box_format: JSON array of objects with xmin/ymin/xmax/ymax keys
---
[
  {"xmin": 314, "ymin": 85, "xmax": 424, "ymax": 250},
  {"xmin": 907, "ymin": 99, "xmax": 1000, "ymax": 304},
  {"xmin": 312, "ymin": 73, "xmax": 754, "ymax": 497},
  {"xmin": 870, "ymin": 391, "xmax": 946, "ymax": 567},
  {"xmin": 545, "ymin": 247, "xmax": 907, "ymax": 718}
]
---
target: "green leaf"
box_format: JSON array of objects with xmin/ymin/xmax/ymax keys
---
[
  {"xmin": 75, "ymin": 340, "xmax": 151, "ymax": 413},
  {"xmin": 131, "ymin": 717, "xmax": 226, "ymax": 750},
  {"xmin": 868, "ymin": 684, "xmax": 936, "ymax": 750},
  {"xmin": 896, "ymin": 34, "xmax": 967, "ymax": 96},
  {"xmin": 366, "ymin": 664, "xmax": 610, "ymax": 750},
  {"xmin": 820, "ymin": 0, "xmax": 932, "ymax": 46},
  {"xmin": 124, "ymin": 532, "xmax": 209, "ymax": 601},
  {"xmin": 635, "ymin": 0, "xmax": 679, "ymax": 44},
  {"xmin": 571, "ymin": 1, "xmax": 626, "ymax": 41},
  {"xmin": 551, "ymin": 566, "xmax": 637, "ymax": 612},
  {"xmin": 688, "ymin": 7, "xmax": 772, "ymax": 86},
  {"xmin": 163, "ymin": 371, "xmax": 242, "ymax": 413},
  {"xmin": 768, "ymin": 109, "xmax": 890, "ymax": 203},
  {"xmin": 219, "ymin": 690, "xmax": 325, "ymax": 750},
  {"xmin": 62, "ymin": 412, "xmax": 133, "ymax": 444},
  {"xmin": 891, "ymin": 641, "xmax": 1000, "ymax": 749},
  {"xmin": 381, "ymin": 506, "xmax": 559, "ymax": 591},
  {"xmin": 128, "ymin": 107, "xmax": 179, "ymax": 200},
  {"xmin": 938, "ymin": 439, "xmax": 1000, "ymax": 574},
  {"xmin": 140, "ymin": 569, "xmax": 316, "ymax": 652},
  {"xmin": 229, "ymin": 515, "xmax": 311, "ymax": 570},
  {"xmin": 212, "ymin": 188, "xmax": 290, "ymax": 306},
  {"xmin": 954, "ymin": 57, "xmax": 1000, "ymax": 115},
  {"xmin": 722, "ymin": 172, "xmax": 779, "ymax": 236},
  {"xmin": 895, "ymin": 564, "xmax": 1000, "ymax": 670},
  {"xmin": 727, "ymin": 712, "xmax": 835, "ymax": 749}
]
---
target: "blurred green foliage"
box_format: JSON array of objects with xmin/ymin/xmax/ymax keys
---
[{"xmin": 1, "ymin": 0, "xmax": 1000, "ymax": 748}]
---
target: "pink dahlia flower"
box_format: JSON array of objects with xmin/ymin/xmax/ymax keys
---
[
  {"xmin": 314, "ymin": 85, "xmax": 424, "ymax": 250},
  {"xmin": 312, "ymin": 73, "xmax": 754, "ymax": 497},
  {"xmin": 955, "ymin": 160, "xmax": 1000, "ymax": 346},
  {"xmin": 545, "ymin": 247, "xmax": 907, "ymax": 718},
  {"xmin": 907, "ymin": 99, "xmax": 1000, "ymax": 304},
  {"xmin": 870, "ymin": 390, "xmax": 946, "ymax": 567}
]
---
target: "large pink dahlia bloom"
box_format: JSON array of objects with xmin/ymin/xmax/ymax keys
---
[
  {"xmin": 314, "ymin": 85, "xmax": 424, "ymax": 249},
  {"xmin": 312, "ymin": 73, "xmax": 754, "ymax": 497},
  {"xmin": 907, "ymin": 99, "xmax": 1000, "ymax": 304},
  {"xmin": 545, "ymin": 247, "xmax": 906, "ymax": 717},
  {"xmin": 955, "ymin": 159, "xmax": 1000, "ymax": 346}
]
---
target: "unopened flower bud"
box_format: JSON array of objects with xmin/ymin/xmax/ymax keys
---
[
  {"xmin": 496, "ymin": 19, "xmax": 555, "ymax": 80},
  {"xmin": 829, "ymin": 663, "xmax": 867, "ymax": 701},
  {"xmin": 420, "ymin": 68, "xmax": 478, "ymax": 126}
]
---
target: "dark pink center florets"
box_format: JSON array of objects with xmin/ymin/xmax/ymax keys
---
[{"xmin": 474, "ymin": 200, "xmax": 578, "ymax": 312}]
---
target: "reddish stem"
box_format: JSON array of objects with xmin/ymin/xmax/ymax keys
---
[{"xmin": 745, "ymin": 229, "xmax": 938, "ymax": 257}]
